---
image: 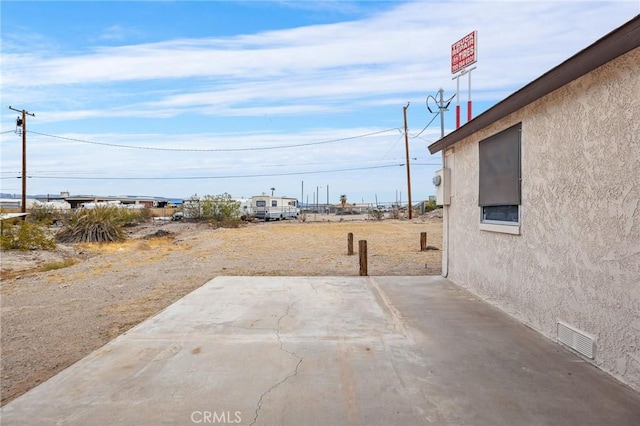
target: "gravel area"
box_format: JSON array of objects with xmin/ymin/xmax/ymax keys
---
[{"xmin": 0, "ymin": 215, "xmax": 442, "ymax": 406}]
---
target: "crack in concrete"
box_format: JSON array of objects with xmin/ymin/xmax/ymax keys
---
[{"xmin": 251, "ymin": 301, "xmax": 303, "ymax": 426}]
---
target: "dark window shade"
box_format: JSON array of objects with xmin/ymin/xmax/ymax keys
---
[{"xmin": 479, "ymin": 123, "xmax": 521, "ymax": 206}]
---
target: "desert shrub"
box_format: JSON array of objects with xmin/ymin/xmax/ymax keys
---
[
  {"xmin": 184, "ymin": 193, "xmax": 242, "ymax": 227},
  {"xmin": 56, "ymin": 206, "xmax": 128, "ymax": 243},
  {"xmin": 424, "ymin": 199, "xmax": 438, "ymax": 213},
  {"xmin": 27, "ymin": 204, "xmax": 59, "ymax": 225},
  {"xmin": 390, "ymin": 208, "xmax": 401, "ymax": 219},
  {"xmin": 1, "ymin": 220, "xmax": 56, "ymax": 250},
  {"xmin": 183, "ymin": 195, "xmax": 203, "ymax": 221},
  {"xmin": 115, "ymin": 207, "xmax": 151, "ymax": 225},
  {"xmin": 370, "ymin": 209, "xmax": 385, "ymax": 221},
  {"xmin": 138, "ymin": 206, "xmax": 153, "ymax": 221}
]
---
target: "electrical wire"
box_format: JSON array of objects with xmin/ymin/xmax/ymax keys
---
[
  {"xmin": 26, "ymin": 128, "xmax": 399, "ymax": 152},
  {"xmin": 6, "ymin": 164, "xmax": 405, "ymax": 180},
  {"xmin": 360, "ymin": 134, "xmax": 405, "ymax": 180},
  {"xmin": 0, "ymin": 156, "xmax": 418, "ymax": 176},
  {"xmin": 410, "ymin": 111, "xmax": 440, "ymax": 139}
]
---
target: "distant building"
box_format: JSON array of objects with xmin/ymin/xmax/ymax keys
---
[{"xmin": 63, "ymin": 195, "xmax": 168, "ymax": 209}]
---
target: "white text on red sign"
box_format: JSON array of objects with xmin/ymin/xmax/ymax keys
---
[{"xmin": 451, "ymin": 31, "xmax": 477, "ymax": 74}]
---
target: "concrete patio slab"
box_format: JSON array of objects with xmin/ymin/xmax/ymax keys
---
[{"xmin": 2, "ymin": 276, "xmax": 640, "ymax": 425}]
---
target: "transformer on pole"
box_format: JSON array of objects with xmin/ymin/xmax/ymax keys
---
[{"xmin": 8, "ymin": 106, "xmax": 35, "ymax": 214}]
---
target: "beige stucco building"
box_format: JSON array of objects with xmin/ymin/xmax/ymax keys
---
[{"xmin": 429, "ymin": 16, "xmax": 640, "ymax": 391}]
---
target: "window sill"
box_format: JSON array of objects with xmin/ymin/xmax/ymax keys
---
[{"xmin": 479, "ymin": 222, "xmax": 520, "ymax": 235}]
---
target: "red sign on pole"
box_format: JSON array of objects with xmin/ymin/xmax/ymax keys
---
[{"xmin": 451, "ymin": 31, "xmax": 477, "ymax": 74}]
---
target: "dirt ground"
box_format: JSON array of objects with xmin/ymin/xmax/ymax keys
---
[{"xmin": 0, "ymin": 213, "xmax": 442, "ymax": 406}]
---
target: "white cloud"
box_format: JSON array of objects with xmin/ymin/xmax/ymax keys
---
[{"xmin": 97, "ymin": 25, "xmax": 140, "ymax": 42}]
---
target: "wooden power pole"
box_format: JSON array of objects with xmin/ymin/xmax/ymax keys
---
[
  {"xmin": 8, "ymin": 106, "xmax": 35, "ymax": 214},
  {"xmin": 403, "ymin": 103, "xmax": 413, "ymax": 219}
]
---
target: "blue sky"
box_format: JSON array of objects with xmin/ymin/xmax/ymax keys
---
[{"xmin": 1, "ymin": 1, "xmax": 638, "ymax": 205}]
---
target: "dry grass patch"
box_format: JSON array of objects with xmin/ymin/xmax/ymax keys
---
[
  {"xmin": 77, "ymin": 236, "xmax": 177, "ymax": 254},
  {"xmin": 39, "ymin": 258, "xmax": 78, "ymax": 272}
]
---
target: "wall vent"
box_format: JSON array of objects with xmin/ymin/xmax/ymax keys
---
[{"xmin": 557, "ymin": 321, "xmax": 595, "ymax": 359}]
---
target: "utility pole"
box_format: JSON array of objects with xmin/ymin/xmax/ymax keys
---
[
  {"xmin": 326, "ymin": 185, "xmax": 329, "ymax": 212},
  {"xmin": 8, "ymin": 106, "xmax": 35, "ymax": 214},
  {"xmin": 438, "ymin": 89, "xmax": 446, "ymax": 138},
  {"xmin": 427, "ymin": 89, "xmax": 454, "ymax": 139},
  {"xmin": 403, "ymin": 103, "xmax": 413, "ymax": 219}
]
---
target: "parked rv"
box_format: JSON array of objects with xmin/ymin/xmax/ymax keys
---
[{"xmin": 251, "ymin": 195, "xmax": 299, "ymax": 221}]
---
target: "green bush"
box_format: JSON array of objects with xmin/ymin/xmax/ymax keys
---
[
  {"xmin": 184, "ymin": 193, "xmax": 242, "ymax": 227},
  {"xmin": 27, "ymin": 204, "xmax": 61, "ymax": 225},
  {"xmin": 424, "ymin": 199, "xmax": 438, "ymax": 213},
  {"xmin": 56, "ymin": 206, "xmax": 129, "ymax": 243},
  {"xmin": 1, "ymin": 220, "xmax": 56, "ymax": 250},
  {"xmin": 138, "ymin": 206, "xmax": 153, "ymax": 222},
  {"xmin": 114, "ymin": 207, "xmax": 151, "ymax": 225}
]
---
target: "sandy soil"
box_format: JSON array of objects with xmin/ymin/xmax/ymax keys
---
[{"xmin": 0, "ymin": 214, "xmax": 442, "ymax": 406}]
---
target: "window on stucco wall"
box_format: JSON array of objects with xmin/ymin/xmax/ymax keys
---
[{"xmin": 478, "ymin": 123, "xmax": 521, "ymax": 229}]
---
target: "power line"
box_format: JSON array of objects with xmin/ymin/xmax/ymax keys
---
[
  {"xmin": 409, "ymin": 110, "xmax": 440, "ymax": 139},
  {"xmin": 0, "ymin": 156, "xmax": 422, "ymax": 176},
  {"xmin": 0, "ymin": 163, "xmax": 438, "ymax": 181},
  {"xmin": 25, "ymin": 128, "xmax": 399, "ymax": 152},
  {"xmin": 8, "ymin": 164, "xmax": 405, "ymax": 180},
  {"xmin": 360, "ymin": 134, "xmax": 405, "ymax": 179}
]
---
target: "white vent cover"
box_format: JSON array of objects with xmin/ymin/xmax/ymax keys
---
[{"xmin": 557, "ymin": 321, "xmax": 595, "ymax": 359}]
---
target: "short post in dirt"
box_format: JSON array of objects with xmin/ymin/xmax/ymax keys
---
[
  {"xmin": 359, "ymin": 240, "xmax": 368, "ymax": 276},
  {"xmin": 347, "ymin": 232, "xmax": 354, "ymax": 255},
  {"xmin": 420, "ymin": 232, "xmax": 428, "ymax": 252}
]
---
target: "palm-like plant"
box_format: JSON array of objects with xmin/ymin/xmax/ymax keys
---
[{"xmin": 339, "ymin": 194, "xmax": 347, "ymax": 209}]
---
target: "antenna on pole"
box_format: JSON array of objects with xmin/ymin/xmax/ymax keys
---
[{"xmin": 8, "ymin": 106, "xmax": 35, "ymax": 215}]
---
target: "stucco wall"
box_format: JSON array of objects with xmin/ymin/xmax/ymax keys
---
[{"xmin": 444, "ymin": 47, "xmax": 640, "ymax": 391}]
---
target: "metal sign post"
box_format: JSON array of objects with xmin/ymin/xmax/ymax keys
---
[
  {"xmin": 451, "ymin": 66, "xmax": 476, "ymax": 128},
  {"xmin": 453, "ymin": 73, "xmax": 461, "ymax": 129},
  {"xmin": 466, "ymin": 66, "xmax": 477, "ymax": 122}
]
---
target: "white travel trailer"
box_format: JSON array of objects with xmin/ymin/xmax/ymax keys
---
[
  {"xmin": 251, "ymin": 195, "xmax": 299, "ymax": 221},
  {"xmin": 234, "ymin": 198, "xmax": 255, "ymax": 220}
]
